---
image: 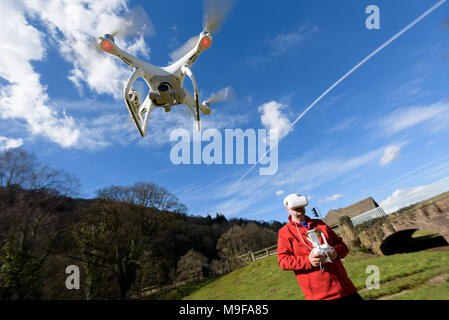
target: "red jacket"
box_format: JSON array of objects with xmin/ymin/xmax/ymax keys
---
[{"xmin": 277, "ymin": 215, "xmax": 357, "ymax": 300}]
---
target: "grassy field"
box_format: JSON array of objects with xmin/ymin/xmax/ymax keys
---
[{"xmin": 148, "ymin": 249, "xmax": 449, "ymax": 300}]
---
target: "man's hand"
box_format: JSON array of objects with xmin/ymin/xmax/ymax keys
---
[
  {"xmin": 309, "ymin": 251, "xmax": 321, "ymax": 267},
  {"xmin": 328, "ymin": 248, "xmax": 338, "ymax": 262}
]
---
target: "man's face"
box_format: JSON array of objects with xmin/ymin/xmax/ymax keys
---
[{"xmin": 286, "ymin": 206, "xmax": 306, "ymax": 220}]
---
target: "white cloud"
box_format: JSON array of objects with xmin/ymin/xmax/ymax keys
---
[
  {"xmin": 258, "ymin": 101, "xmax": 292, "ymax": 142},
  {"xmin": 380, "ymin": 146, "xmax": 400, "ymax": 166},
  {"xmin": 275, "ymin": 190, "xmax": 284, "ymax": 196},
  {"xmin": 126, "ymin": 35, "xmax": 151, "ymax": 59},
  {"xmin": 243, "ymin": 55, "xmax": 267, "ymax": 67},
  {"xmin": 0, "ymin": 0, "xmax": 80, "ymax": 148},
  {"xmin": 379, "ymin": 179, "xmax": 446, "ymax": 214},
  {"xmin": 378, "ymin": 101, "xmax": 449, "ymax": 136},
  {"xmin": 168, "ymin": 24, "xmax": 180, "ymax": 51},
  {"xmin": 0, "ymin": 0, "xmax": 158, "ymax": 149},
  {"xmin": 0, "ymin": 136, "xmax": 23, "ymax": 151},
  {"xmin": 326, "ymin": 117, "xmax": 359, "ymax": 133},
  {"xmin": 319, "ymin": 193, "xmax": 345, "ymax": 203},
  {"xmin": 272, "ymin": 145, "xmax": 385, "ymax": 192},
  {"xmin": 274, "ymin": 178, "xmax": 296, "ymax": 186},
  {"xmin": 270, "ymin": 32, "xmax": 305, "ymax": 55},
  {"xmin": 23, "ymin": 0, "xmax": 140, "ymax": 99},
  {"xmin": 245, "ymin": 26, "xmax": 319, "ymax": 66},
  {"xmin": 268, "ymin": 26, "xmax": 319, "ymax": 56}
]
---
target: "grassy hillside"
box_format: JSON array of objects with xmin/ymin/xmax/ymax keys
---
[{"xmin": 152, "ymin": 249, "xmax": 449, "ymax": 300}]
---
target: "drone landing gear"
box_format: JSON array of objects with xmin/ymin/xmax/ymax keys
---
[
  {"xmin": 124, "ymin": 69, "xmax": 154, "ymax": 137},
  {"xmin": 181, "ymin": 65, "xmax": 201, "ymax": 131},
  {"xmin": 128, "ymin": 90, "xmax": 141, "ymax": 120}
]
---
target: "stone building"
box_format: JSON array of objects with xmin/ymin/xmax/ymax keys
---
[{"xmin": 324, "ymin": 197, "xmax": 379, "ymax": 230}]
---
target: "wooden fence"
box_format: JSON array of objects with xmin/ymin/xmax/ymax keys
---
[
  {"xmin": 137, "ymin": 270, "xmax": 203, "ymax": 298},
  {"xmin": 234, "ymin": 244, "xmax": 278, "ymax": 264}
]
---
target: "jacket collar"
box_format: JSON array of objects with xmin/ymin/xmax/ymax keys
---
[{"xmin": 288, "ymin": 215, "xmax": 313, "ymax": 228}]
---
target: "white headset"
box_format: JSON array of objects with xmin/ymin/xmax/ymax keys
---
[{"xmin": 284, "ymin": 194, "xmax": 308, "ymax": 209}]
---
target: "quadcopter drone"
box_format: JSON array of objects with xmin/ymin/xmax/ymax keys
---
[{"xmin": 97, "ymin": 1, "xmax": 235, "ymax": 137}]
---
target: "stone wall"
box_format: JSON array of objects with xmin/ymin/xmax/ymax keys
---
[{"xmin": 337, "ymin": 192, "xmax": 449, "ymax": 254}]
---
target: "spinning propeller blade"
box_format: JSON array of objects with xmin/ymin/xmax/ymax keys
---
[
  {"xmin": 93, "ymin": 5, "xmax": 155, "ymax": 53},
  {"xmin": 169, "ymin": 0, "xmax": 235, "ymax": 62},
  {"xmin": 203, "ymin": 0, "xmax": 235, "ymax": 34},
  {"xmin": 110, "ymin": 5, "xmax": 156, "ymax": 39},
  {"xmin": 207, "ymin": 86, "xmax": 236, "ymax": 104},
  {"xmin": 169, "ymin": 35, "xmax": 200, "ymax": 62}
]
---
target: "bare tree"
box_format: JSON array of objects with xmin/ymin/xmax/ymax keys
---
[
  {"xmin": 0, "ymin": 149, "xmax": 35, "ymax": 187},
  {"xmin": 0, "ymin": 148, "xmax": 80, "ymax": 196},
  {"xmin": 176, "ymin": 249, "xmax": 208, "ymax": 281},
  {"xmin": 217, "ymin": 223, "xmax": 277, "ymax": 260},
  {"xmin": 97, "ymin": 181, "xmax": 187, "ymax": 214},
  {"xmin": 130, "ymin": 182, "xmax": 187, "ymax": 213}
]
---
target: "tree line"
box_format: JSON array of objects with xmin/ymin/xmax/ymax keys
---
[{"xmin": 0, "ymin": 148, "xmax": 282, "ymax": 300}]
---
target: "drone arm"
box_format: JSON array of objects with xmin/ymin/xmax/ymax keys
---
[{"xmin": 181, "ymin": 65, "xmax": 200, "ymax": 131}]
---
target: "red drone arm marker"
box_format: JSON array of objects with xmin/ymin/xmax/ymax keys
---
[
  {"xmin": 100, "ymin": 40, "xmax": 114, "ymax": 53},
  {"xmin": 200, "ymin": 37, "xmax": 212, "ymax": 50}
]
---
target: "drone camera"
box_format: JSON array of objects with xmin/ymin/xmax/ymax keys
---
[
  {"xmin": 149, "ymin": 82, "xmax": 175, "ymax": 106},
  {"xmin": 157, "ymin": 82, "xmax": 171, "ymax": 93}
]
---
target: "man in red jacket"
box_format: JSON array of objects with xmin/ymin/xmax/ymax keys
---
[{"xmin": 277, "ymin": 194, "xmax": 362, "ymax": 300}]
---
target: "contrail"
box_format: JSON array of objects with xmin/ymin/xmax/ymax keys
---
[{"xmin": 231, "ymin": 0, "xmax": 447, "ymax": 189}]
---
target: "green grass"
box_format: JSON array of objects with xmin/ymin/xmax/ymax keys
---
[
  {"xmin": 411, "ymin": 230, "xmax": 437, "ymax": 238},
  {"xmin": 142, "ymin": 277, "xmax": 220, "ymax": 300},
  {"xmin": 187, "ymin": 256, "xmax": 305, "ymax": 300},
  {"xmin": 147, "ymin": 250, "xmax": 449, "ymax": 300},
  {"xmin": 395, "ymin": 273, "xmax": 449, "ymax": 300}
]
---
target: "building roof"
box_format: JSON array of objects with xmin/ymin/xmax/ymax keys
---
[{"xmin": 324, "ymin": 197, "xmax": 379, "ymax": 228}]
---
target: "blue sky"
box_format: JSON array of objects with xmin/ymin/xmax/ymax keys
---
[{"xmin": 1, "ymin": 0, "xmax": 448, "ymax": 223}]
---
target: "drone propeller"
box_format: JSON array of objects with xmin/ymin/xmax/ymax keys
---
[
  {"xmin": 109, "ymin": 5, "xmax": 156, "ymax": 39},
  {"xmin": 206, "ymin": 86, "xmax": 236, "ymax": 104},
  {"xmin": 203, "ymin": 0, "xmax": 235, "ymax": 34},
  {"xmin": 169, "ymin": 35, "xmax": 201, "ymax": 62},
  {"xmin": 92, "ymin": 5, "xmax": 155, "ymax": 53},
  {"xmin": 169, "ymin": 0, "xmax": 235, "ymax": 61}
]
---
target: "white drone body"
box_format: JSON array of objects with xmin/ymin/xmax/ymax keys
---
[
  {"xmin": 98, "ymin": 32, "xmax": 213, "ymax": 137},
  {"xmin": 97, "ymin": 1, "xmax": 235, "ymax": 137}
]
